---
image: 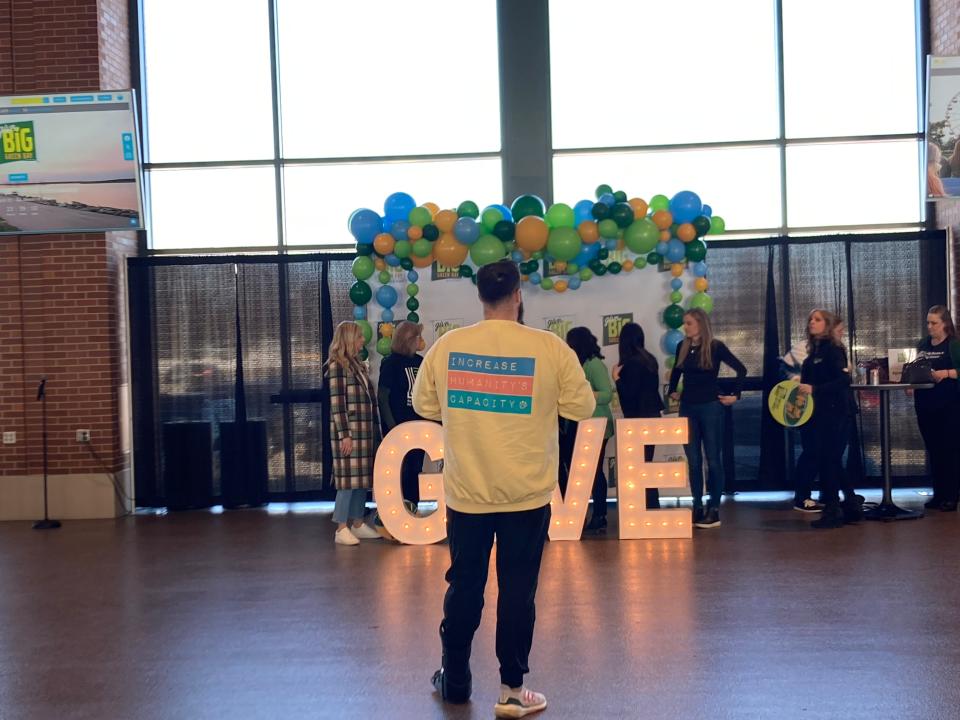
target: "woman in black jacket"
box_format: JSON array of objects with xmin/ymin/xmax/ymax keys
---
[
  {"xmin": 613, "ymin": 323, "xmax": 664, "ymax": 509},
  {"xmin": 795, "ymin": 309, "xmax": 862, "ymax": 529}
]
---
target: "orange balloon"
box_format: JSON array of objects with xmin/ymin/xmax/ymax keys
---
[
  {"xmin": 434, "ymin": 233, "xmax": 468, "ymax": 267},
  {"xmin": 652, "ymin": 210, "xmax": 673, "ymax": 230},
  {"xmin": 659, "ymin": 230, "xmax": 672, "ymax": 242},
  {"xmin": 622, "ymin": 259, "xmax": 634, "ymax": 272},
  {"xmin": 373, "ymin": 232, "xmax": 395, "ymax": 256},
  {"xmin": 407, "ymin": 225, "xmax": 423, "ymax": 241},
  {"xmin": 694, "ymin": 277, "xmax": 709, "ymax": 292},
  {"xmin": 577, "ymin": 220, "xmax": 599, "ymax": 244},
  {"xmin": 677, "ymin": 223, "xmax": 696, "ymax": 243},
  {"xmin": 412, "ymin": 251, "xmax": 434, "ymax": 268},
  {"xmin": 434, "ymin": 209, "xmax": 457, "ymax": 233},
  {"xmin": 670, "ymin": 263, "xmax": 685, "ymax": 277},
  {"xmin": 515, "ymin": 216, "xmax": 549, "ymax": 252},
  {"xmin": 616, "ymin": 238, "xmax": 625, "ymax": 250},
  {"xmin": 380, "ymin": 323, "xmax": 395, "ymax": 338},
  {"xmin": 628, "ymin": 198, "xmax": 649, "ymax": 219},
  {"xmin": 423, "ymin": 202, "xmax": 439, "ymax": 218},
  {"xmin": 553, "ymin": 280, "xmax": 568, "ymax": 293},
  {"xmin": 374, "ymin": 258, "xmax": 386, "ymax": 271}
]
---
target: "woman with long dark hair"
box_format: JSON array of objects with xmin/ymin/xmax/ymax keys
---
[
  {"xmin": 668, "ymin": 308, "xmax": 746, "ymax": 528},
  {"xmin": 565, "ymin": 326, "xmax": 615, "ymax": 531},
  {"xmin": 613, "ymin": 322, "xmax": 664, "ymax": 509},
  {"xmin": 913, "ymin": 305, "xmax": 960, "ymax": 512}
]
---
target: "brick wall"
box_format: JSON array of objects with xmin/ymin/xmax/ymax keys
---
[{"xmin": 0, "ymin": 0, "xmax": 133, "ymax": 483}]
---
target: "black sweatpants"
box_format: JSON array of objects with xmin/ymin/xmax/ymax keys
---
[
  {"xmin": 795, "ymin": 410, "xmax": 851, "ymax": 505},
  {"xmin": 917, "ymin": 404, "xmax": 960, "ymax": 503},
  {"xmin": 440, "ymin": 504, "xmax": 551, "ymax": 688}
]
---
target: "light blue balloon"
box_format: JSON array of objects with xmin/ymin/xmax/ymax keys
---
[
  {"xmin": 490, "ymin": 204, "xmax": 513, "ymax": 222},
  {"xmin": 385, "ymin": 253, "xmax": 401, "ymax": 267},
  {"xmin": 529, "ymin": 271, "xmax": 542, "ymax": 284},
  {"xmin": 375, "ymin": 284, "xmax": 399, "ymax": 308},
  {"xmin": 656, "ymin": 241, "xmax": 669, "ymax": 256},
  {"xmin": 701, "ymin": 204, "xmax": 713, "ymax": 218},
  {"xmin": 511, "ymin": 250, "xmax": 524, "ymax": 262},
  {"xmin": 353, "ymin": 305, "xmax": 367, "ymax": 320},
  {"xmin": 669, "ymin": 191, "xmax": 702, "ymax": 224},
  {"xmin": 666, "ymin": 238, "xmax": 686, "ymax": 263},
  {"xmin": 692, "ymin": 261, "xmax": 708, "ymax": 277},
  {"xmin": 568, "ymin": 275, "xmax": 581, "ymax": 290},
  {"xmin": 573, "ymin": 199, "xmax": 594, "ymax": 225},
  {"xmin": 349, "ymin": 208, "xmax": 382, "ymax": 244},
  {"xmin": 407, "ymin": 270, "xmax": 419, "ymax": 282},
  {"xmin": 599, "ymin": 192, "xmax": 616, "ymax": 207},
  {"xmin": 381, "ymin": 309, "xmax": 394, "ymax": 322},
  {"xmin": 391, "ymin": 219, "xmax": 410, "ymax": 241},
  {"xmin": 671, "ymin": 278, "xmax": 683, "ymax": 291},
  {"xmin": 570, "ymin": 242, "xmax": 599, "ymax": 268},
  {"xmin": 454, "ymin": 216, "xmax": 480, "ymax": 245},
  {"xmin": 384, "ymin": 192, "xmax": 416, "ymax": 221},
  {"xmin": 663, "ymin": 329, "xmax": 684, "ymax": 355},
  {"xmin": 605, "ymin": 238, "xmax": 618, "ymax": 250}
]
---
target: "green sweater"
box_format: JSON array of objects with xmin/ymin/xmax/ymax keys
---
[{"xmin": 583, "ymin": 357, "xmax": 615, "ymax": 439}]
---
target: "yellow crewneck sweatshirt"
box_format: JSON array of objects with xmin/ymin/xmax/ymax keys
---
[{"xmin": 412, "ymin": 319, "xmax": 596, "ymax": 514}]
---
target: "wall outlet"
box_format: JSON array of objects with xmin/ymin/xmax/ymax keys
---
[
  {"xmin": 2, "ymin": 432, "xmax": 15, "ymax": 445},
  {"xmin": 76, "ymin": 429, "xmax": 91, "ymax": 443}
]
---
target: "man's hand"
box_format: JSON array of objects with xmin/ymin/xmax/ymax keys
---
[
  {"xmin": 797, "ymin": 383, "xmax": 813, "ymax": 395},
  {"xmin": 340, "ymin": 436, "xmax": 354, "ymax": 456}
]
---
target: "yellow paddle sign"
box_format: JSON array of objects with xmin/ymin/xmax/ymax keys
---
[{"xmin": 768, "ymin": 380, "xmax": 814, "ymax": 427}]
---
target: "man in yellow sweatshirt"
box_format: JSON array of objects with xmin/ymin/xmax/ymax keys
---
[{"xmin": 413, "ymin": 260, "xmax": 595, "ymax": 718}]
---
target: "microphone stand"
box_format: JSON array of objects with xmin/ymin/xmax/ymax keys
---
[{"xmin": 33, "ymin": 378, "xmax": 61, "ymax": 530}]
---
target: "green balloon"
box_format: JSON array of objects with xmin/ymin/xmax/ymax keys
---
[
  {"xmin": 598, "ymin": 219, "xmax": 619, "ymax": 239},
  {"xmin": 510, "ymin": 195, "xmax": 545, "ymax": 221},
  {"xmin": 610, "ymin": 203, "xmax": 634, "ymax": 229},
  {"xmin": 457, "ymin": 201, "xmax": 480, "ymax": 219},
  {"xmin": 635, "ymin": 257, "xmax": 647, "ymax": 269},
  {"xmin": 412, "ymin": 238, "xmax": 432, "ymax": 257},
  {"xmin": 566, "ymin": 263, "xmax": 579, "ymax": 274},
  {"xmin": 359, "ymin": 347, "xmax": 368, "ymax": 361},
  {"xmin": 407, "ymin": 312, "xmax": 420, "ymax": 322},
  {"xmin": 481, "ymin": 207, "xmax": 505, "ymax": 233},
  {"xmin": 376, "ymin": 336, "xmax": 392, "ymax": 356},
  {"xmin": 458, "ymin": 265, "xmax": 474, "ymax": 278},
  {"xmin": 708, "ymin": 216, "xmax": 726, "ymax": 234},
  {"xmin": 407, "ymin": 283, "xmax": 420, "ymax": 297},
  {"xmin": 356, "ymin": 243, "xmax": 374, "ymax": 256},
  {"xmin": 532, "ymin": 250, "xmax": 545, "ymax": 260},
  {"xmin": 595, "ymin": 184, "xmax": 613, "ymax": 200},
  {"xmin": 356, "ymin": 319, "xmax": 373, "ymax": 344},
  {"xmin": 689, "ymin": 292, "xmax": 714, "ymax": 313},
  {"xmin": 408, "ymin": 206, "xmax": 432, "ymax": 227},
  {"xmin": 646, "ymin": 251, "xmax": 660, "ymax": 266},
  {"xmin": 351, "ymin": 255, "xmax": 375, "ymax": 280},
  {"xmin": 670, "ymin": 290, "xmax": 683, "ymax": 303},
  {"xmin": 686, "ymin": 240, "xmax": 707, "ymax": 262},
  {"xmin": 663, "ymin": 304, "xmax": 685, "ymax": 329},
  {"xmin": 393, "ymin": 240, "xmax": 412, "ymax": 259},
  {"xmin": 608, "ymin": 261, "xmax": 622, "ymax": 274},
  {"xmin": 613, "ymin": 190, "xmax": 627, "ymax": 203},
  {"xmin": 546, "ymin": 226, "xmax": 581, "ymax": 262},
  {"xmin": 665, "ymin": 356, "xmax": 675, "ymax": 369},
  {"xmin": 378, "ymin": 270, "xmax": 392, "ymax": 284},
  {"xmin": 649, "ymin": 194, "xmax": 670, "ymax": 212},
  {"xmin": 544, "ymin": 202, "xmax": 575, "ymax": 228},
  {"xmin": 540, "ymin": 277, "xmax": 554, "ymax": 290},
  {"xmin": 594, "ymin": 263, "xmax": 607, "ymax": 276},
  {"xmin": 693, "ymin": 216, "xmax": 712, "ymax": 237},
  {"xmin": 349, "ymin": 281, "xmax": 372, "ymax": 306},
  {"xmin": 624, "ymin": 218, "xmax": 660, "ymax": 254},
  {"xmin": 470, "ymin": 234, "xmax": 506, "ymax": 266},
  {"xmin": 579, "ymin": 268, "xmax": 593, "ymax": 281},
  {"xmin": 400, "ymin": 258, "xmax": 414, "ymax": 271},
  {"xmin": 406, "ymin": 297, "xmax": 420, "ymax": 311}
]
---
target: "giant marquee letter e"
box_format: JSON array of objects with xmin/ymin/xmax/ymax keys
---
[
  {"xmin": 373, "ymin": 421, "xmax": 445, "ymax": 545},
  {"xmin": 616, "ymin": 417, "xmax": 691, "ymax": 539},
  {"xmin": 548, "ymin": 417, "xmax": 606, "ymax": 540}
]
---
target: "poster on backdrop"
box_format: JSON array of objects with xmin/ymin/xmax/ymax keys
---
[{"xmin": 925, "ymin": 56, "xmax": 960, "ymax": 199}]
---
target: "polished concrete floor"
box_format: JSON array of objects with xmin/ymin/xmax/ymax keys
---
[{"xmin": 1, "ymin": 490, "xmax": 958, "ymax": 720}]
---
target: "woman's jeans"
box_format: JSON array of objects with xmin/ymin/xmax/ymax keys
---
[
  {"xmin": 332, "ymin": 488, "xmax": 367, "ymax": 523},
  {"xmin": 680, "ymin": 400, "xmax": 724, "ymax": 510}
]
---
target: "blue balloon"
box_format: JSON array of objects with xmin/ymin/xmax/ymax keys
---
[
  {"xmin": 663, "ymin": 329, "xmax": 685, "ymax": 355},
  {"xmin": 375, "ymin": 284, "xmax": 399, "ymax": 308},
  {"xmin": 353, "ymin": 305, "xmax": 367, "ymax": 320},
  {"xmin": 381, "ymin": 309, "xmax": 394, "ymax": 323},
  {"xmin": 692, "ymin": 261, "xmax": 708, "ymax": 277},
  {"xmin": 511, "ymin": 250, "xmax": 524, "ymax": 262},
  {"xmin": 529, "ymin": 271, "xmax": 542, "ymax": 284},
  {"xmin": 454, "ymin": 216, "xmax": 480, "ymax": 245},
  {"xmin": 349, "ymin": 208, "xmax": 382, "ymax": 244},
  {"xmin": 701, "ymin": 204, "xmax": 713, "ymax": 218},
  {"xmin": 599, "ymin": 192, "xmax": 616, "ymax": 207},
  {"xmin": 384, "ymin": 192, "xmax": 416, "ymax": 222},
  {"xmin": 605, "ymin": 238, "xmax": 618, "ymax": 250},
  {"xmin": 406, "ymin": 270, "xmax": 419, "ymax": 282},
  {"xmin": 666, "ymin": 238, "xmax": 686, "ymax": 263},
  {"xmin": 656, "ymin": 241, "xmax": 669, "ymax": 256},
  {"xmin": 490, "ymin": 204, "xmax": 513, "ymax": 222},
  {"xmin": 669, "ymin": 191, "xmax": 702, "ymax": 224},
  {"xmin": 573, "ymin": 199, "xmax": 594, "ymax": 225},
  {"xmin": 571, "ymin": 242, "xmax": 600, "ymax": 268},
  {"xmin": 385, "ymin": 253, "xmax": 401, "ymax": 267},
  {"xmin": 671, "ymin": 278, "xmax": 683, "ymax": 291},
  {"xmin": 568, "ymin": 275, "xmax": 581, "ymax": 290},
  {"xmin": 391, "ymin": 219, "xmax": 410, "ymax": 241}
]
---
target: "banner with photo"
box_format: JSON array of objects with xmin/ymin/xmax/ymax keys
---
[{"xmin": 926, "ymin": 56, "xmax": 960, "ymax": 200}]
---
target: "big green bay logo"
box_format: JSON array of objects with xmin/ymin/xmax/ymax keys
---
[
  {"xmin": 544, "ymin": 315, "xmax": 575, "ymax": 340},
  {"xmin": 431, "ymin": 261, "xmax": 461, "ymax": 280},
  {"xmin": 0, "ymin": 122, "xmax": 36, "ymax": 163},
  {"xmin": 602, "ymin": 313, "xmax": 633, "ymax": 346},
  {"xmin": 433, "ymin": 319, "xmax": 463, "ymax": 338}
]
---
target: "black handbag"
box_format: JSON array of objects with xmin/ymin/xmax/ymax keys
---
[{"xmin": 900, "ymin": 358, "xmax": 935, "ymax": 384}]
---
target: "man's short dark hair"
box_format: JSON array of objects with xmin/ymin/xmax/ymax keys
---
[{"xmin": 477, "ymin": 260, "xmax": 520, "ymax": 305}]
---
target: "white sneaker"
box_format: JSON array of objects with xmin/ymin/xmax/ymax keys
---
[
  {"xmin": 350, "ymin": 523, "xmax": 380, "ymax": 539},
  {"xmin": 335, "ymin": 527, "xmax": 359, "ymax": 545},
  {"xmin": 494, "ymin": 686, "xmax": 547, "ymax": 718}
]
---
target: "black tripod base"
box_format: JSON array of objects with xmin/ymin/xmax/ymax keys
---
[{"xmin": 33, "ymin": 519, "xmax": 61, "ymax": 530}]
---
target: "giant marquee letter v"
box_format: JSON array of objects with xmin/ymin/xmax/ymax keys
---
[{"xmin": 548, "ymin": 417, "xmax": 607, "ymax": 541}]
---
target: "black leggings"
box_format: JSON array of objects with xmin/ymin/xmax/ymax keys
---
[{"xmin": 916, "ymin": 404, "xmax": 960, "ymax": 503}]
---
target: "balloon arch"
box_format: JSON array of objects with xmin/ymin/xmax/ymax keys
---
[{"xmin": 346, "ymin": 185, "xmax": 724, "ymax": 365}]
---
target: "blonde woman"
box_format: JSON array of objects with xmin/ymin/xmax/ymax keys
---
[
  {"xmin": 667, "ymin": 308, "xmax": 746, "ymax": 529},
  {"xmin": 326, "ymin": 321, "xmax": 382, "ymax": 545}
]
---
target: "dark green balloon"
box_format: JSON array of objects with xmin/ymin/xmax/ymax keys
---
[
  {"xmin": 613, "ymin": 190, "xmax": 627, "ymax": 203},
  {"xmin": 608, "ymin": 261, "xmax": 622, "ymax": 274},
  {"xmin": 356, "ymin": 243, "xmax": 374, "ymax": 256},
  {"xmin": 646, "ymin": 251, "xmax": 661, "ymax": 266},
  {"xmin": 686, "ymin": 240, "xmax": 707, "ymax": 262},
  {"xmin": 663, "ymin": 304, "xmax": 685, "ymax": 329},
  {"xmin": 492, "ymin": 220, "xmax": 516, "ymax": 242},
  {"xmin": 458, "ymin": 265, "xmax": 474, "ymax": 278},
  {"xmin": 610, "ymin": 202, "xmax": 635, "ymax": 229},
  {"xmin": 359, "ymin": 347, "xmax": 368, "ymax": 361},
  {"xmin": 692, "ymin": 215, "xmax": 712, "ymax": 237},
  {"xmin": 591, "ymin": 202, "xmax": 611, "ymax": 220},
  {"xmin": 589, "ymin": 259, "xmax": 603, "ymax": 272},
  {"xmin": 457, "ymin": 201, "xmax": 480, "ymax": 219},
  {"xmin": 407, "ymin": 312, "xmax": 420, "ymax": 323},
  {"xmin": 406, "ymin": 297, "xmax": 420, "ymax": 311},
  {"xmin": 400, "ymin": 258, "xmax": 414, "ymax": 271},
  {"xmin": 422, "ymin": 224, "xmax": 439, "ymax": 241},
  {"xmin": 594, "ymin": 263, "xmax": 607, "ymax": 276},
  {"xmin": 595, "ymin": 184, "xmax": 613, "ymax": 200},
  {"xmin": 598, "ymin": 248, "xmax": 609, "ymax": 260},
  {"xmin": 349, "ymin": 280, "xmax": 372, "ymax": 306},
  {"xmin": 510, "ymin": 195, "xmax": 545, "ymax": 221}
]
